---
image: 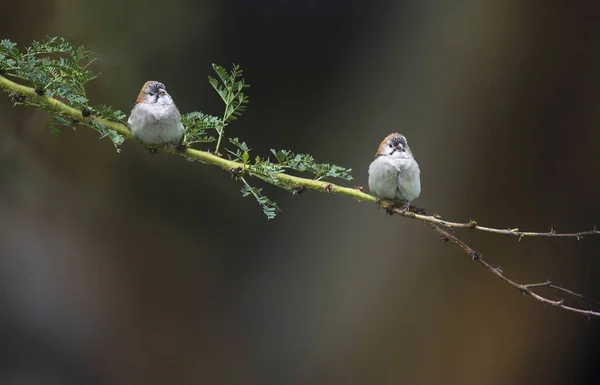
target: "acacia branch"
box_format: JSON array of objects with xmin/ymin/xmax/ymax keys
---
[
  {"xmin": 2, "ymin": 72, "xmax": 597, "ymax": 239},
  {"xmin": 2, "ymin": 72, "xmax": 600, "ymax": 318},
  {"xmin": 420, "ymin": 220, "xmax": 600, "ymax": 317},
  {"xmin": 422, "ymin": 217, "xmax": 598, "ymax": 240}
]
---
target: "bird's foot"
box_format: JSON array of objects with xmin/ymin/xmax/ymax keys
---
[{"xmin": 400, "ymin": 202, "xmax": 427, "ymax": 215}]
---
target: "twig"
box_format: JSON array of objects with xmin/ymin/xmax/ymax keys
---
[
  {"xmin": 430, "ymin": 219, "xmax": 598, "ymax": 240},
  {"xmin": 380, "ymin": 201, "xmax": 599, "ymax": 240},
  {"xmin": 420, "ymin": 219, "xmax": 600, "ymax": 317}
]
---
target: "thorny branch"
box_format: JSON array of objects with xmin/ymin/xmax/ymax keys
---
[
  {"xmin": 425, "ymin": 217, "xmax": 598, "ymax": 240},
  {"xmin": 2, "ymin": 71, "xmax": 600, "ymax": 318},
  {"xmin": 432, "ymin": 222, "xmax": 600, "ymax": 317},
  {"xmin": 387, "ymin": 205, "xmax": 600, "ymax": 317},
  {"xmin": 381, "ymin": 202, "xmax": 600, "ymax": 241}
]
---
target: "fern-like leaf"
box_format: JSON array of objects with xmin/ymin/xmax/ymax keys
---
[
  {"xmin": 270, "ymin": 149, "xmax": 353, "ymax": 181},
  {"xmin": 181, "ymin": 111, "xmax": 219, "ymax": 145}
]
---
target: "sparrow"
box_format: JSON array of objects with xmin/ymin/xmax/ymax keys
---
[
  {"xmin": 368, "ymin": 133, "xmax": 421, "ymax": 211},
  {"xmin": 127, "ymin": 81, "xmax": 185, "ymax": 148}
]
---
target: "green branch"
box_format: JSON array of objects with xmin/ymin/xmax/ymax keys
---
[
  {"xmin": 0, "ymin": 73, "xmax": 373, "ymax": 204},
  {"xmin": 0, "ymin": 74, "xmax": 129, "ymax": 138}
]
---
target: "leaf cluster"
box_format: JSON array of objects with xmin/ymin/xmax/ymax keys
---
[
  {"xmin": 224, "ymin": 138, "xmax": 353, "ymax": 208},
  {"xmin": 180, "ymin": 111, "xmax": 218, "ymax": 145},
  {"xmin": 0, "ymin": 37, "xmax": 98, "ymax": 100},
  {"xmin": 0, "ymin": 37, "xmax": 125, "ymax": 148},
  {"xmin": 181, "ymin": 64, "xmax": 248, "ymax": 149},
  {"xmin": 208, "ymin": 64, "xmax": 249, "ymax": 126},
  {"xmin": 240, "ymin": 177, "xmax": 280, "ymax": 220},
  {"xmin": 270, "ymin": 149, "xmax": 353, "ymax": 181}
]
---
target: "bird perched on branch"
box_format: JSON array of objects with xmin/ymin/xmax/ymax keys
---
[
  {"xmin": 128, "ymin": 81, "xmax": 185, "ymax": 149},
  {"xmin": 368, "ymin": 133, "xmax": 421, "ymax": 211}
]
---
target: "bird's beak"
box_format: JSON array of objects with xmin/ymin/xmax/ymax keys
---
[
  {"xmin": 396, "ymin": 143, "xmax": 404, "ymax": 151},
  {"xmin": 158, "ymin": 88, "xmax": 166, "ymax": 95}
]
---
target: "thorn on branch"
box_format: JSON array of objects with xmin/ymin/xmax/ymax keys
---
[
  {"xmin": 519, "ymin": 287, "xmax": 531, "ymax": 296},
  {"xmin": 434, "ymin": 213, "xmax": 441, "ymax": 219},
  {"xmin": 495, "ymin": 266, "xmax": 503, "ymax": 274},
  {"xmin": 10, "ymin": 94, "xmax": 26, "ymax": 103},
  {"xmin": 439, "ymin": 236, "xmax": 449, "ymax": 243},
  {"xmin": 470, "ymin": 251, "xmax": 481, "ymax": 260},
  {"xmin": 355, "ymin": 186, "xmax": 363, "ymax": 192},
  {"xmin": 292, "ymin": 187, "xmax": 305, "ymax": 195},
  {"xmin": 229, "ymin": 167, "xmax": 242, "ymax": 178},
  {"xmin": 81, "ymin": 108, "xmax": 91, "ymax": 117},
  {"xmin": 325, "ymin": 183, "xmax": 333, "ymax": 193},
  {"xmin": 35, "ymin": 87, "xmax": 45, "ymax": 96}
]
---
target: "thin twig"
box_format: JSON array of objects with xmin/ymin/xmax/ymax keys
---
[
  {"xmin": 430, "ymin": 219, "xmax": 598, "ymax": 240},
  {"xmin": 418, "ymin": 218, "xmax": 600, "ymax": 317},
  {"xmin": 381, "ymin": 202, "xmax": 599, "ymax": 240}
]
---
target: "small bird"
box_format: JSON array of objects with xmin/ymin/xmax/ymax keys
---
[
  {"xmin": 368, "ymin": 133, "xmax": 421, "ymax": 211},
  {"xmin": 128, "ymin": 81, "xmax": 185, "ymax": 148}
]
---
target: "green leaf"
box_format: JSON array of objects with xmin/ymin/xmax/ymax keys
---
[
  {"xmin": 229, "ymin": 137, "xmax": 250, "ymax": 152},
  {"xmin": 181, "ymin": 111, "xmax": 219, "ymax": 145},
  {"xmin": 208, "ymin": 63, "xmax": 251, "ymax": 153},
  {"xmin": 240, "ymin": 177, "xmax": 280, "ymax": 219},
  {"xmin": 269, "ymin": 149, "xmax": 354, "ymax": 181}
]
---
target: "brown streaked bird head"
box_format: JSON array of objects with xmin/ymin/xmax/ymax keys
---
[
  {"xmin": 376, "ymin": 133, "xmax": 411, "ymax": 157},
  {"xmin": 136, "ymin": 81, "xmax": 167, "ymax": 104}
]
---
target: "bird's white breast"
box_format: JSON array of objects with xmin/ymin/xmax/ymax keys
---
[
  {"xmin": 128, "ymin": 101, "xmax": 184, "ymax": 145},
  {"xmin": 368, "ymin": 156, "xmax": 401, "ymax": 200},
  {"xmin": 368, "ymin": 155, "xmax": 421, "ymax": 202}
]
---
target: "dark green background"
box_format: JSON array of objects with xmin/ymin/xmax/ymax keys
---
[{"xmin": 2, "ymin": 0, "xmax": 600, "ymax": 384}]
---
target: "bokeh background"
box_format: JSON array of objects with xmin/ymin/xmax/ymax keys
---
[{"xmin": 2, "ymin": 0, "xmax": 600, "ymax": 384}]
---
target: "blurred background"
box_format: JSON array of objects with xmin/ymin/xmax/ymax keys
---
[{"xmin": 2, "ymin": 0, "xmax": 600, "ymax": 384}]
